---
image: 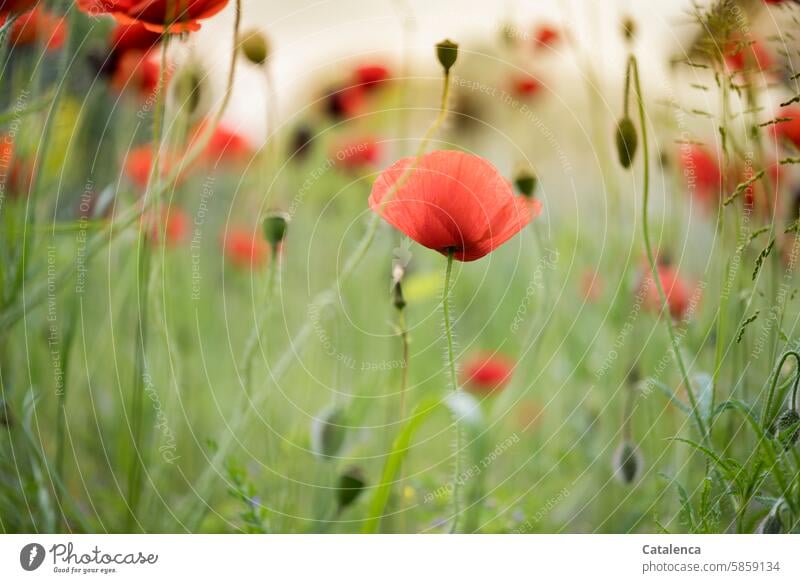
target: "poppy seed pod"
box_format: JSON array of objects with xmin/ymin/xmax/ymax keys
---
[
  {"xmin": 239, "ymin": 29, "xmax": 269, "ymax": 66},
  {"xmin": 514, "ymin": 170, "xmax": 538, "ymax": 198},
  {"xmin": 262, "ymin": 212, "xmax": 288, "ymax": 248},
  {"xmin": 436, "ymin": 39, "xmax": 458, "ymax": 74},
  {"xmin": 621, "ymin": 16, "xmax": 636, "ymax": 42},
  {"xmin": 336, "ymin": 466, "xmax": 367, "ymax": 511},
  {"xmin": 613, "ymin": 441, "xmax": 642, "ymax": 484},
  {"xmin": 616, "ymin": 117, "xmax": 638, "ymax": 169},
  {"xmin": 310, "ymin": 407, "xmax": 347, "ymax": 459},
  {"xmin": 773, "ymin": 409, "xmax": 799, "ymax": 449}
]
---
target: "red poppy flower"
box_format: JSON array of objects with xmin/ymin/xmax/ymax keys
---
[
  {"xmin": 533, "ymin": 25, "xmax": 559, "ymax": 50},
  {"xmin": 580, "ymin": 269, "xmax": 603, "ymax": 302},
  {"xmin": 726, "ymin": 39, "xmax": 772, "ymax": 73},
  {"xmin": 510, "ymin": 74, "xmax": 542, "ymax": 98},
  {"xmin": 222, "ymin": 228, "xmax": 270, "ymax": 270},
  {"xmin": 192, "ymin": 122, "xmax": 252, "ymax": 165},
  {"xmin": 0, "ymin": 0, "xmax": 36, "ymax": 16},
  {"xmin": 680, "ymin": 144, "xmax": 722, "ymax": 205},
  {"xmin": 369, "ymin": 150, "xmax": 533, "ymax": 261},
  {"xmin": 110, "ymin": 21, "xmax": 162, "ymax": 54},
  {"xmin": 774, "ymin": 106, "xmax": 800, "ymax": 150},
  {"xmin": 77, "ymin": 0, "xmax": 228, "ymax": 33},
  {"xmin": 111, "ymin": 50, "xmax": 163, "ymax": 97},
  {"xmin": 333, "ymin": 136, "xmax": 381, "ymax": 170},
  {"xmin": 5, "ymin": 8, "xmax": 66, "ymax": 51},
  {"xmin": 461, "ymin": 351, "xmax": 515, "ymax": 395},
  {"xmin": 140, "ymin": 206, "xmax": 188, "ymax": 246},
  {"xmin": 639, "ymin": 264, "xmax": 694, "ymax": 320},
  {"xmin": 324, "ymin": 85, "xmax": 365, "ymax": 119},
  {"xmin": 124, "ymin": 145, "xmax": 184, "ymax": 190},
  {"xmin": 353, "ymin": 64, "xmax": 390, "ymax": 91}
]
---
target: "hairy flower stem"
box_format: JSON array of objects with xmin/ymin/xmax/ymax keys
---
[
  {"xmin": 441, "ymin": 249, "xmax": 461, "ymax": 533},
  {"xmin": 626, "ymin": 55, "xmax": 708, "ymax": 441},
  {"xmin": 126, "ymin": 34, "xmax": 172, "ymax": 531}
]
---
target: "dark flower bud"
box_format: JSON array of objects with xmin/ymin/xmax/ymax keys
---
[
  {"xmin": 514, "ymin": 169, "xmax": 538, "ymax": 198},
  {"xmin": 621, "ymin": 16, "xmax": 636, "ymax": 43},
  {"xmin": 616, "ymin": 117, "xmax": 638, "ymax": 169},
  {"xmin": 336, "ymin": 466, "xmax": 367, "ymax": 511},
  {"xmin": 239, "ymin": 29, "xmax": 270, "ymax": 66},
  {"xmin": 0, "ymin": 399, "xmax": 12, "ymax": 427},
  {"xmin": 262, "ymin": 212, "xmax": 289, "ymax": 248},
  {"xmin": 392, "ymin": 281, "xmax": 406, "ymax": 311},
  {"xmin": 173, "ymin": 63, "xmax": 205, "ymax": 118},
  {"xmin": 773, "ymin": 409, "xmax": 799, "ymax": 449},
  {"xmin": 613, "ymin": 441, "xmax": 642, "ymax": 484},
  {"xmin": 758, "ymin": 507, "xmax": 783, "ymax": 534},
  {"xmin": 289, "ymin": 125, "xmax": 314, "ymax": 161},
  {"xmin": 436, "ymin": 39, "xmax": 459, "ymax": 74}
]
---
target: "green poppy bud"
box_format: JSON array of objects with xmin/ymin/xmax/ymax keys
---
[
  {"xmin": 758, "ymin": 508, "xmax": 783, "ymax": 534},
  {"xmin": 311, "ymin": 406, "xmax": 347, "ymax": 460},
  {"xmin": 774, "ymin": 409, "xmax": 799, "ymax": 449},
  {"xmin": 436, "ymin": 39, "xmax": 459, "ymax": 74},
  {"xmin": 336, "ymin": 466, "xmax": 367, "ymax": 511},
  {"xmin": 514, "ymin": 170, "xmax": 538, "ymax": 198},
  {"xmin": 239, "ymin": 29, "xmax": 270, "ymax": 66},
  {"xmin": 262, "ymin": 212, "xmax": 288, "ymax": 247},
  {"xmin": 173, "ymin": 63, "xmax": 206, "ymax": 118},
  {"xmin": 616, "ymin": 117, "xmax": 638, "ymax": 169},
  {"xmin": 613, "ymin": 441, "xmax": 642, "ymax": 484}
]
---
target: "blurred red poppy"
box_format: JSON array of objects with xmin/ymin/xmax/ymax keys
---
[
  {"xmin": 4, "ymin": 8, "xmax": 66, "ymax": 51},
  {"xmin": 461, "ymin": 351, "xmax": 515, "ymax": 395},
  {"xmin": 533, "ymin": 25, "xmax": 559, "ymax": 50},
  {"xmin": 353, "ymin": 64, "xmax": 390, "ymax": 91},
  {"xmin": 124, "ymin": 145, "xmax": 183, "ymax": 190},
  {"xmin": 111, "ymin": 50, "xmax": 163, "ymax": 97},
  {"xmin": 333, "ymin": 136, "xmax": 380, "ymax": 170},
  {"xmin": 510, "ymin": 74, "xmax": 542, "ymax": 98},
  {"xmin": 680, "ymin": 144, "xmax": 722, "ymax": 206},
  {"xmin": 639, "ymin": 264, "xmax": 694, "ymax": 320},
  {"xmin": 222, "ymin": 228, "xmax": 270, "ymax": 270},
  {"xmin": 110, "ymin": 21, "xmax": 162, "ymax": 54},
  {"xmin": 77, "ymin": 0, "xmax": 228, "ymax": 33},
  {"xmin": 580, "ymin": 269, "xmax": 603, "ymax": 302},
  {"xmin": 369, "ymin": 150, "xmax": 533, "ymax": 261},
  {"xmin": 140, "ymin": 207, "xmax": 189, "ymax": 246},
  {"xmin": 0, "ymin": 0, "xmax": 36, "ymax": 16},
  {"xmin": 193, "ymin": 122, "xmax": 252, "ymax": 165},
  {"xmin": 324, "ymin": 85, "xmax": 365, "ymax": 120},
  {"xmin": 725, "ymin": 38, "xmax": 772, "ymax": 73},
  {"xmin": 774, "ymin": 106, "xmax": 800, "ymax": 150}
]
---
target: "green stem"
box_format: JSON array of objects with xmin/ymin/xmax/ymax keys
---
[
  {"xmin": 628, "ymin": 55, "xmax": 708, "ymax": 440},
  {"xmin": 441, "ymin": 249, "xmax": 461, "ymax": 533},
  {"xmin": 761, "ymin": 350, "xmax": 800, "ymax": 429},
  {"xmin": 241, "ymin": 247, "xmax": 280, "ymax": 392}
]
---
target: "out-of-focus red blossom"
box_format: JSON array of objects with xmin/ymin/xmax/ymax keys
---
[
  {"xmin": 773, "ymin": 106, "xmax": 800, "ymax": 150},
  {"xmin": 333, "ymin": 136, "xmax": 381, "ymax": 170},
  {"xmin": 111, "ymin": 51, "xmax": 163, "ymax": 96},
  {"xmin": 124, "ymin": 145, "xmax": 184, "ymax": 190},
  {"xmin": 77, "ymin": 0, "xmax": 229, "ymax": 33},
  {"xmin": 533, "ymin": 25, "xmax": 559, "ymax": 49},
  {"xmin": 324, "ymin": 85, "xmax": 365, "ymax": 119},
  {"xmin": 0, "ymin": 0, "xmax": 37, "ymax": 16},
  {"xmin": 510, "ymin": 74, "xmax": 542, "ymax": 98},
  {"xmin": 639, "ymin": 264, "xmax": 695, "ymax": 320},
  {"xmin": 369, "ymin": 150, "xmax": 534, "ymax": 262},
  {"xmin": 3, "ymin": 8, "xmax": 66, "ymax": 51},
  {"xmin": 680, "ymin": 145, "xmax": 722, "ymax": 205},
  {"xmin": 725, "ymin": 38, "xmax": 772, "ymax": 73},
  {"xmin": 140, "ymin": 207, "xmax": 189, "ymax": 246},
  {"xmin": 193, "ymin": 122, "xmax": 252, "ymax": 165},
  {"xmin": 110, "ymin": 22, "xmax": 162, "ymax": 54},
  {"xmin": 581, "ymin": 269, "xmax": 603, "ymax": 302},
  {"xmin": 353, "ymin": 64, "xmax": 390, "ymax": 91},
  {"xmin": 461, "ymin": 352, "xmax": 515, "ymax": 395},
  {"xmin": 222, "ymin": 228, "xmax": 270, "ymax": 270}
]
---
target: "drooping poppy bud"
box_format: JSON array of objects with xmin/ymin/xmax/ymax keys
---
[
  {"xmin": 612, "ymin": 441, "xmax": 642, "ymax": 484},
  {"xmin": 336, "ymin": 466, "xmax": 367, "ymax": 511},
  {"xmin": 0, "ymin": 399, "xmax": 12, "ymax": 427},
  {"xmin": 262, "ymin": 212, "xmax": 288, "ymax": 248},
  {"xmin": 616, "ymin": 117, "xmax": 638, "ymax": 169},
  {"xmin": 621, "ymin": 16, "xmax": 636, "ymax": 42},
  {"xmin": 773, "ymin": 409, "xmax": 799, "ymax": 449},
  {"xmin": 311, "ymin": 406, "xmax": 347, "ymax": 459},
  {"xmin": 757, "ymin": 507, "xmax": 783, "ymax": 534},
  {"xmin": 172, "ymin": 62, "xmax": 206, "ymax": 118},
  {"xmin": 239, "ymin": 29, "xmax": 269, "ymax": 66},
  {"xmin": 392, "ymin": 280, "xmax": 406, "ymax": 311},
  {"xmin": 514, "ymin": 169, "xmax": 538, "ymax": 198},
  {"xmin": 289, "ymin": 125, "xmax": 314, "ymax": 161},
  {"xmin": 436, "ymin": 39, "xmax": 458, "ymax": 74}
]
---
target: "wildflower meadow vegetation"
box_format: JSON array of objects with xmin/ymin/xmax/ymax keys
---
[{"xmin": 2, "ymin": 0, "xmax": 800, "ymax": 535}]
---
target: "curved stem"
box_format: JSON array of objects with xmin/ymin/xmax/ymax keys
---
[
  {"xmin": 628, "ymin": 55, "xmax": 707, "ymax": 440},
  {"xmin": 441, "ymin": 249, "xmax": 461, "ymax": 533},
  {"xmin": 241, "ymin": 247, "xmax": 279, "ymax": 393},
  {"xmin": 761, "ymin": 350, "xmax": 800, "ymax": 428}
]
